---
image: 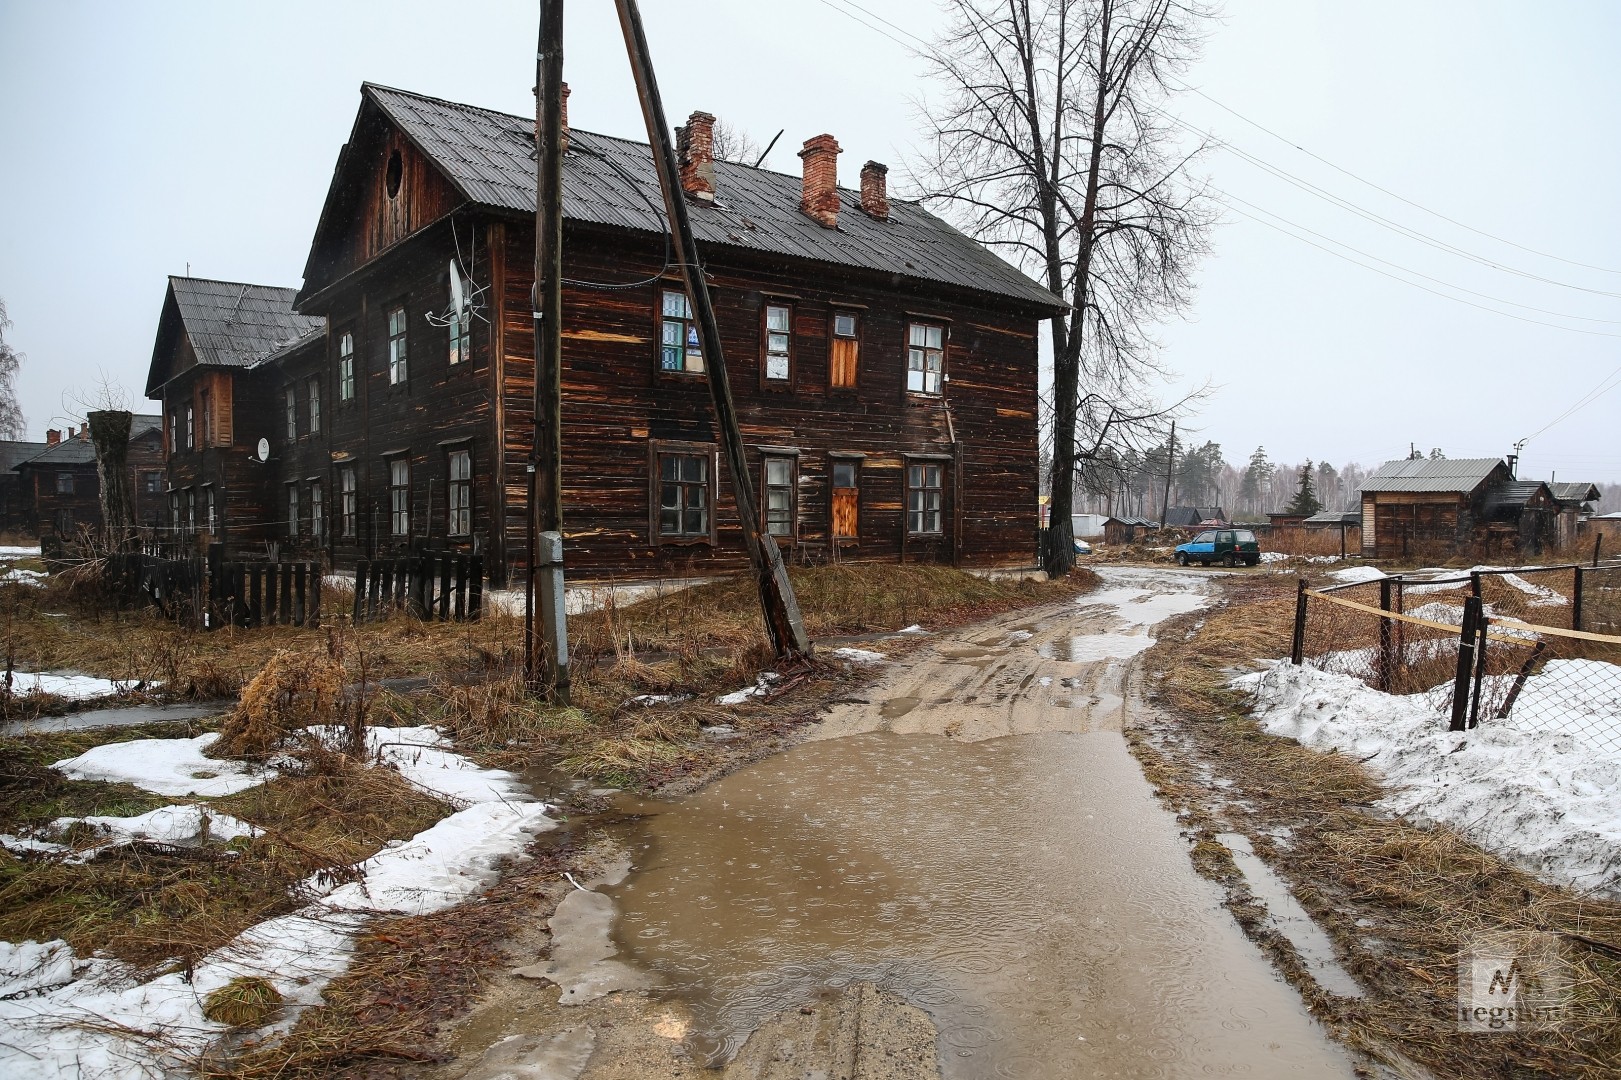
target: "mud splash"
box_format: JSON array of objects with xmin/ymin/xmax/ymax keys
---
[{"xmin": 606, "ymin": 725, "xmax": 1355, "ymax": 1078}]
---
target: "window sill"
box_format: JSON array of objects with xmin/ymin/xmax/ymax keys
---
[{"xmin": 654, "ymin": 535, "xmax": 713, "ymax": 547}]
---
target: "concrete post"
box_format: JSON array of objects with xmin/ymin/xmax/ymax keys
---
[{"xmin": 536, "ymin": 530, "xmax": 570, "ymax": 702}]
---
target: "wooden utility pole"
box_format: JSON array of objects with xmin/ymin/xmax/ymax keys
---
[
  {"xmin": 1158, "ymin": 420, "xmax": 1176, "ymax": 530},
  {"xmin": 613, "ymin": 0, "xmax": 810, "ymax": 659},
  {"xmin": 525, "ymin": 0, "xmax": 570, "ymax": 701}
]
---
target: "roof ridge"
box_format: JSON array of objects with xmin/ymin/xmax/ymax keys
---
[{"xmin": 170, "ymin": 274, "xmax": 300, "ymax": 294}]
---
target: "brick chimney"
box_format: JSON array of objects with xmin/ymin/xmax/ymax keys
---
[
  {"xmin": 860, "ymin": 160, "xmax": 890, "ymax": 221},
  {"xmin": 799, "ymin": 134, "xmax": 842, "ymax": 229},
  {"xmin": 677, "ymin": 111, "xmax": 717, "ymax": 202},
  {"xmin": 533, "ymin": 80, "xmax": 571, "ymax": 151},
  {"xmin": 46, "ymin": 429, "xmax": 60, "ymax": 446}
]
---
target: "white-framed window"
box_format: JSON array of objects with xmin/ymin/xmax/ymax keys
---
[
  {"xmin": 203, "ymin": 485, "xmax": 216, "ymax": 534},
  {"xmin": 310, "ymin": 482, "xmax": 324, "ymax": 542},
  {"xmin": 763, "ymin": 303, "xmax": 791, "ymax": 382},
  {"xmin": 906, "ymin": 462, "xmax": 943, "ymax": 535},
  {"xmin": 389, "ymin": 457, "xmax": 410, "ymax": 536},
  {"xmin": 447, "ymin": 448, "xmax": 471, "ymax": 536},
  {"xmin": 906, "ymin": 322, "xmax": 945, "ymax": 395},
  {"xmin": 308, "ymin": 379, "xmax": 321, "ymax": 435},
  {"xmin": 449, "ymin": 310, "xmax": 469, "ymax": 366},
  {"xmin": 763, "ymin": 455, "xmax": 795, "ymax": 538},
  {"xmin": 338, "ymin": 331, "xmax": 356, "ymax": 401},
  {"xmin": 185, "ymin": 406, "xmax": 194, "ymax": 450},
  {"xmin": 285, "ymin": 386, "xmax": 297, "ymax": 440},
  {"xmin": 659, "ymin": 289, "xmax": 704, "ymax": 374},
  {"xmin": 286, "ymin": 483, "xmax": 300, "ymax": 538},
  {"xmin": 339, "ymin": 466, "xmax": 357, "ymax": 539},
  {"xmin": 388, "ymin": 306, "xmax": 408, "ymax": 385}
]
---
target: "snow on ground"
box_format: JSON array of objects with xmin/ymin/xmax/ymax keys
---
[
  {"xmin": 1235, "ymin": 662, "xmax": 1621, "ymax": 898},
  {"xmin": 53, "ymin": 734, "xmax": 271, "ymax": 797},
  {"xmin": 0, "ymin": 545, "xmax": 42, "ymax": 558},
  {"xmin": 831, "ymin": 647, "xmax": 888, "ymax": 665},
  {"xmin": 2, "ymin": 567, "xmax": 45, "ymax": 586},
  {"xmin": 7, "ymin": 672, "xmax": 136, "ymax": 701},
  {"xmin": 54, "ymin": 804, "xmax": 259, "ymax": 848},
  {"xmin": 1328, "ymin": 566, "xmax": 1387, "ymax": 585},
  {"xmin": 1258, "ymin": 551, "xmax": 1289, "ymax": 563},
  {"xmin": 3, "ymin": 725, "xmax": 555, "ymax": 1079},
  {"xmin": 716, "ymin": 672, "xmax": 781, "ymax": 706}
]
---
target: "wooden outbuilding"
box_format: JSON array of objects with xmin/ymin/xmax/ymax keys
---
[
  {"xmin": 1102, "ymin": 516, "xmax": 1159, "ymax": 545},
  {"xmin": 1358, "ymin": 457, "xmax": 1561, "ymax": 559}
]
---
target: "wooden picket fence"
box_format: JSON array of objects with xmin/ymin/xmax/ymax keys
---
[
  {"xmin": 352, "ymin": 553, "xmax": 483, "ymax": 625},
  {"xmin": 210, "ymin": 559, "xmax": 322, "ymax": 628}
]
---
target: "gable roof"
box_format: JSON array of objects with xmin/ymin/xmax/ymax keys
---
[
  {"xmin": 1303, "ymin": 510, "xmax": 1359, "ymax": 525},
  {"xmin": 147, "ymin": 277, "xmax": 326, "ymax": 395},
  {"xmin": 13, "ymin": 416, "xmax": 162, "ymax": 470},
  {"xmin": 1549, "ymin": 481, "xmax": 1601, "ymax": 504},
  {"xmin": 1163, "ymin": 506, "xmax": 1226, "ymax": 527},
  {"xmin": 0, "ymin": 440, "xmax": 49, "ymax": 474},
  {"xmin": 1484, "ymin": 480, "xmax": 1554, "ymax": 518},
  {"xmin": 303, "ymin": 83, "xmax": 1065, "ymax": 313},
  {"xmin": 1360, "ymin": 457, "xmax": 1503, "ymax": 494}
]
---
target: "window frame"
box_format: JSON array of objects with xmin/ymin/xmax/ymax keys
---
[
  {"xmin": 830, "ymin": 454, "xmax": 862, "ymax": 540},
  {"xmin": 55, "ymin": 472, "xmax": 74, "ymax": 495},
  {"xmin": 448, "ymin": 308, "xmax": 469, "ymax": 367},
  {"xmin": 388, "ymin": 456, "xmax": 410, "ymax": 537},
  {"xmin": 286, "ymin": 482, "xmax": 300, "ymax": 539},
  {"xmin": 185, "ymin": 405, "xmax": 195, "ymax": 450},
  {"xmin": 203, "ymin": 485, "xmax": 216, "ymax": 534},
  {"xmin": 308, "ymin": 378, "xmax": 322, "ymax": 435},
  {"xmin": 905, "ymin": 460, "xmax": 945, "ymax": 536},
  {"xmin": 648, "ymin": 440, "xmax": 718, "ymax": 546},
  {"xmin": 446, "ymin": 446, "xmax": 472, "ymax": 538},
  {"xmin": 284, "ymin": 385, "xmax": 297, "ymax": 441},
  {"xmin": 339, "ymin": 465, "xmax": 357, "ymax": 540},
  {"xmin": 830, "ymin": 309, "xmax": 861, "ymax": 391},
  {"xmin": 656, "ymin": 287, "xmax": 705, "ymax": 377},
  {"xmin": 761, "ymin": 452, "xmax": 798, "ymax": 542},
  {"xmin": 337, "ymin": 329, "xmax": 356, "ymax": 402},
  {"xmin": 309, "ymin": 480, "xmax": 324, "ymax": 543},
  {"xmin": 387, "ymin": 305, "xmax": 409, "ymax": 386},
  {"xmin": 760, "ymin": 301, "xmax": 794, "ymax": 390},
  {"xmin": 905, "ymin": 320, "xmax": 947, "ymax": 397}
]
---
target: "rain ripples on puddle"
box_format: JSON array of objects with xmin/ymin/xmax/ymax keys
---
[{"xmin": 606, "ymin": 729, "xmax": 1352, "ymax": 1078}]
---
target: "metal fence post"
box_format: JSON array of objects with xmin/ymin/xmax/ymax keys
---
[
  {"xmin": 1573, "ymin": 566, "xmax": 1584, "ymax": 634},
  {"xmin": 1450, "ymin": 595, "xmax": 1483, "ymax": 732},
  {"xmin": 1291, "ymin": 577, "xmax": 1308, "ymax": 665}
]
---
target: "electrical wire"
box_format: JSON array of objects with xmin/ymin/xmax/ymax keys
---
[
  {"xmin": 1169, "ymin": 80, "xmax": 1621, "ymax": 277},
  {"xmin": 1521, "ymin": 362, "xmax": 1621, "ymax": 443}
]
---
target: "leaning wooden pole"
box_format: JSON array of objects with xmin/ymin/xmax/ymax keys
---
[
  {"xmin": 612, "ymin": 0, "xmax": 810, "ymax": 660},
  {"xmin": 525, "ymin": 0, "xmax": 571, "ymax": 701}
]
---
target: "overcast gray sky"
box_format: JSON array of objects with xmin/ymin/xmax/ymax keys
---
[{"xmin": 2, "ymin": 1, "xmax": 1617, "ymax": 482}]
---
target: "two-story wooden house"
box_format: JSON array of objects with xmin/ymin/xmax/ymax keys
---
[{"xmin": 148, "ymin": 83, "xmax": 1063, "ymax": 584}]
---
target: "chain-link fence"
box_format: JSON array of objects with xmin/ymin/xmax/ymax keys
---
[{"xmin": 1293, "ymin": 563, "xmax": 1621, "ymax": 753}]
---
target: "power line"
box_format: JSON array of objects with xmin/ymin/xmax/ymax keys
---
[
  {"xmin": 1215, "ymin": 188, "xmax": 1621, "ymax": 326},
  {"xmin": 1223, "ymin": 203, "xmax": 1621, "ymax": 339},
  {"xmin": 1171, "ymin": 81, "xmax": 1621, "ymax": 277},
  {"xmin": 1521, "ymin": 361, "xmax": 1621, "ymax": 442}
]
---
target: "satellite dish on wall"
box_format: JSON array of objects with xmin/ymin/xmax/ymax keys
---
[
  {"xmin": 257, "ymin": 438, "xmax": 270, "ymax": 462},
  {"xmin": 449, "ymin": 260, "xmax": 466, "ymax": 320}
]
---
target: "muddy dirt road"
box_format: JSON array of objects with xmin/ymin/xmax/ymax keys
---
[{"xmin": 449, "ymin": 568, "xmax": 1359, "ymax": 1079}]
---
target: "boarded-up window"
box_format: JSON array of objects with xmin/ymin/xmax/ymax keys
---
[
  {"xmin": 907, "ymin": 463, "xmax": 943, "ymax": 535},
  {"xmin": 906, "ymin": 322, "xmax": 945, "ymax": 395},
  {"xmin": 659, "ymin": 290, "xmax": 704, "ymax": 374},
  {"xmin": 831, "ymin": 311, "xmax": 859, "ymax": 389},
  {"xmin": 763, "ymin": 455, "xmax": 795, "ymax": 538},
  {"xmin": 832, "ymin": 458, "xmax": 859, "ymax": 538},
  {"xmin": 763, "ymin": 304, "xmax": 791, "ymax": 383}
]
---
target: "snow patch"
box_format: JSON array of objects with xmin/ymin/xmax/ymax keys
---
[
  {"xmin": 1328, "ymin": 566, "xmax": 1387, "ymax": 585},
  {"xmin": 1258, "ymin": 552, "xmax": 1289, "ymax": 563},
  {"xmin": 716, "ymin": 672, "xmax": 780, "ymax": 706},
  {"xmin": 1236, "ymin": 662, "xmax": 1621, "ymax": 897},
  {"xmin": 831, "ymin": 647, "xmax": 888, "ymax": 665},
  {"xmin": 53, "ymin": 734, "xmax": 272, "ymax": 797},
  {"xmin": 9, "ymin": 672, "xmax": 137, "ymax": 701}
]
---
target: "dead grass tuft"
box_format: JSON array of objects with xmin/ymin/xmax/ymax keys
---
[
  {"xmin": 202, "ymin": 976, "xmax": 282, "ymax": 1028},
  {"xmin": 212, "ymin": 650, "xmax": 343, "ymax": 759}
]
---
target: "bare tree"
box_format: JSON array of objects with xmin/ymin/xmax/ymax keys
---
[
  {"xmin": 712, "ymin": 119, "xmax": 764, "ymax": 165},
  {"xmin": 0, "ymin": 299, "xmax": 26, "ymax": 440},
  {"xmin": 914, "ymin": 0, "xmax": 1216, "ymax": 574}
]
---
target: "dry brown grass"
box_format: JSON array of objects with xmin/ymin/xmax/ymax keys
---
[
  {"xmin": 202, "ymin": 976, "xmax": 283, "ymax": 1028},
  {"xmin": 1133, "ymin": 574, "xmax": 1621, "ymax": 1079},
  {"xmin": 212, "ymin": 649, "xmax": 344, "ymax": 758}
]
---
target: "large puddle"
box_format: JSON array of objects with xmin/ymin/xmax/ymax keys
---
[{"xmin": 606, "ymin": 726, "xmax": 1355, "ymax": 1077}]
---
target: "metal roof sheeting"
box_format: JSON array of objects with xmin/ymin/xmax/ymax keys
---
[
  {"xmin": 14, "ymin": 417, "xmax": 162, "ymax": 470},
  {"xmin": 1550, "ymin": 481, "xmax": 1601, "ymax": 503},
  {"xmin": 1359, "ymin": 457, "xmax": 1503, "ymax": 494},
  {"xmin": 170, "ymin": 278, "xmax": 326, "ymax": 370},
  {"xmin": 365, "ymin": 84, "xmax": 1066, "ymax": 313}
]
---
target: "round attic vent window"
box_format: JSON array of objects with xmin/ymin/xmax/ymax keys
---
[{"xmin": 385, "ymin": 150, "xmax": 403, "ymax": 198}]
